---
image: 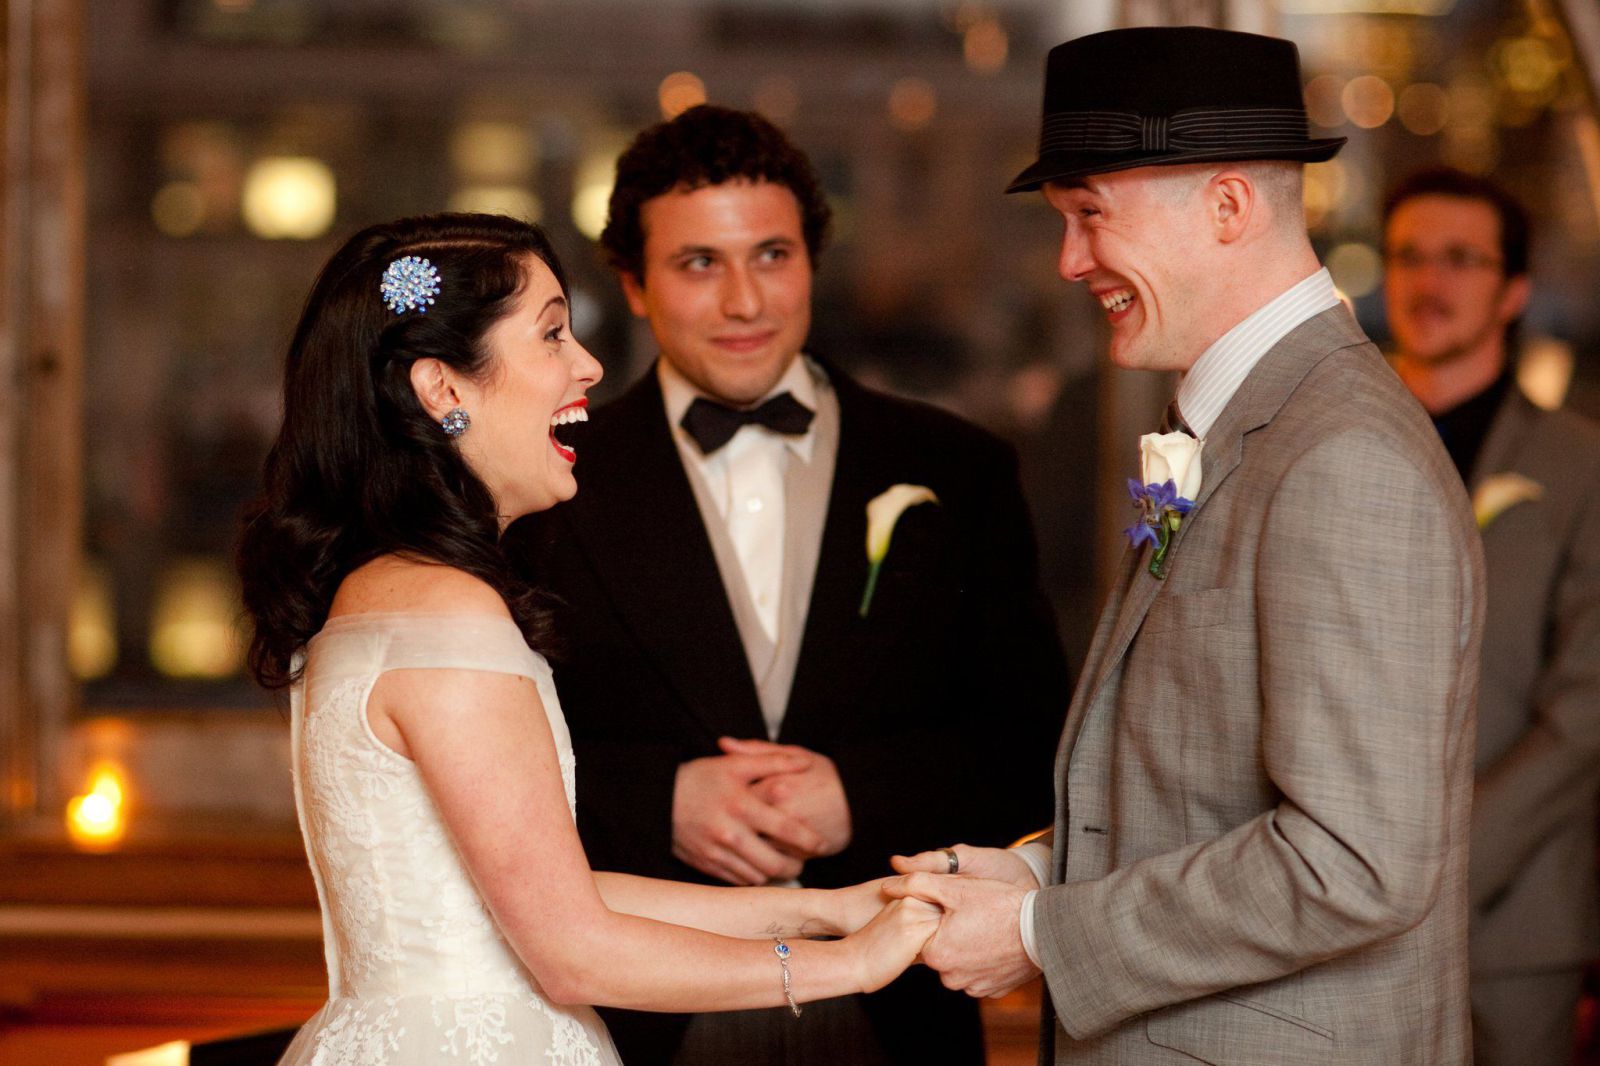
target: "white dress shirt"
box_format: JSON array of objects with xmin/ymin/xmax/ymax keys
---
[
  {"xmin": 658, "ymin": 357, "xmax": 819, "ymax": 644},
  {"xmin": 1014, "ymin": 266, "xmax": 1341, "ymax": 968}
]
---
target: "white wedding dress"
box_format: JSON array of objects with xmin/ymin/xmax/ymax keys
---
[{"xmin": 277, "ymin": 612, "xmax": 622, "ymax": 1066}]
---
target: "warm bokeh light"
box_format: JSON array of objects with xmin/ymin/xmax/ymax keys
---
[
  {"xmin": 158, "ymin": 120, "xmax": 245, "ymax": 233},
  {"xmin": 1276, "ymin": 0, "xmax": 1454, "ymax": 12},
  {"xmin": 1494, "ymin": 36, "xmax": 1562, "ymax": 96},
  {"xmin": 69, "ymin": 558, "xmax": 117, "ymax": 680},
  {"xmin": 150, "ymin": 180, "xmax": 206, "ymax": 237},
  {"xmin": 1303, "ymin": 75, "xmax": 1346, "ymax": 129},
  {"xmin": 888, "ymin": 78, "xmax": 937, "ymax": 132},
  {"xmin": 448, "ymin": 185, "xmax": 542, "ymax": 221},
  {"xmin": 1444, "ymin": 125, "xmax": 1498, "ymax": 174},
  {"xmin": 450, "ymin": 121, "xmax": 535, "ymax": 183},
  {"xmin": 1576, "ymin": 116, "xmax": 1600, "ymax": 243},
  {"xmin": 751, "ymin": 76, "xmax": 800, "ymax": 125},
  {"xmin": 571, "ymin": 183, "xmax": 611, "ymax": 242},
  {"xmin": 149, "ymin": 557, "xmax": 244, "ymax": 679},
  {"xmin": 963, "ymin": 17, "xmax": 1008, "ymax": 75},
  {"xmin": 1447, "ymin": 80, "xmax": 1497, "ymax": 128},
  {"xmin": 1397, "ymin": 83, "xmax": 1450, "ymax": 136},
  {"xmin": 1302, "ymin": 160, "xmax": 1349, "ymax": 230},
  {"xmin": 1341, "ymin": 75, "xmax": 1395, "ymax": 129},
  {"xmin": 658, "ymin": 71, "xmax": 707, "ymax": 120},
  {"xmin": 570, "ymin": 135, "xmax": 630, "ymax": 241},
  {"xmin": 107, "ymin": 1040, "xmax": 192, "ymax": 1066},
  {"xmin": 1326, "ymin": 242, "xmax": 1382, "ymax": 298},
  {"xmin": 65, "ymin": 764, "xmax": 128, "ymax": 851},
  {"xmin": 1518, "ymin": 337, "xmax": 1574, "ymax": 411},
  {"xmin": 90, "ymin": 767, "xmax": 125, "ymax": 807},
  {"xmin": 241, "ymin": 156, "xmax": 336, "ymax": 239}
]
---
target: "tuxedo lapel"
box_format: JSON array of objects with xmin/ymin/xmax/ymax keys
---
[
  {"xmin": 780, "ymin": 375, "xmax": 894, "ymax": 744},
  {"xmin": 566, "ymin": 372, "xmax": 766, "ymax": 743}
]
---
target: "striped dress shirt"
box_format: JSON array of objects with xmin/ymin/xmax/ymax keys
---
[{"xmin": 1175, "ymin": 267, "xmax": 1341, "ymax": 438}]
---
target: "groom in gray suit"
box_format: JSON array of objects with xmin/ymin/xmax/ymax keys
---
[{"xmin": 887, "ymin": 28, "xmax": 1484, "ymax": 1064}]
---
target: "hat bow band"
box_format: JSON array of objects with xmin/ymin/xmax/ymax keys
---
[{"xmin": 1039, "ymin": 107, "xmax": 1311, "ymax": 155}]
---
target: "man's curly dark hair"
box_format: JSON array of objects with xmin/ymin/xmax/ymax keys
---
[{"xmin": 600, "ymin": 105, "xmax": 832, "ymax": 281}]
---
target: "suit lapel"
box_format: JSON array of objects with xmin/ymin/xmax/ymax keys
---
[
  {"xmin": 780, "ymin": 373, "xmax": 892, "ymax": 744},
  {"xmin": 1058, "ymin": 306, "xmax": 1362, "ymax": 766},
  {"xmin": 1469, "ymin": 385, "xmax": 1536, "ymax": 490},
  {"xmin": 567, "ymin": 371, "xmax": 766, "ymax": 743}
]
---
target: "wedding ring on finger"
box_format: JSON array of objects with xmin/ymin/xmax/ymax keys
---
[{"xmin": 941, "ymin": 847, "xmax": 960, "ymax": 875}]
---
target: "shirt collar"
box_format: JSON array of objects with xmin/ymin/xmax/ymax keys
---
[
  {"xmin": 1175, "ymin": 267, "xmax": 1341, "ymax": 439},
  {"xmin": 658, "ymin": 354, "xmax": 820, "ymax": 462}
]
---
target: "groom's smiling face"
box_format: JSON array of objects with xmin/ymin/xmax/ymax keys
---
[{"xmin": 1044, "ymin": 168, "xmax": 1212, "ymax": 373}]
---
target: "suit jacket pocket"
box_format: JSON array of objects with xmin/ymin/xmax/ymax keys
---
[
  {"xmin": 1139, "ymin": 586, "xmax": 1238, "ymax": 637},
  {"xmin": 1145, "ymin": 975, "xmax": 1333, "ymax": 1066}
]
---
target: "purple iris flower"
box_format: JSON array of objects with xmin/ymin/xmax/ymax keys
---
[
  {"xmin": 1124, "ymin": 521, "xmax": 1161, "ymax": 550},
  {"xmin": 1124, "ymin": 478, "xmax": 1194, "ymax": 551}
]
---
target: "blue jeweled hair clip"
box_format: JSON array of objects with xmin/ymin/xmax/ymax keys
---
[{"xmin": 379, "ymin": 255, "xmax": 441, "ymax": 315}]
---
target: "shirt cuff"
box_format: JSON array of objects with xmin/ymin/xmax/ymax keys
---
[
  {"xmin": 1011, "ymin": 840, "xmax": 1050, "ymax": 889},
  {"xmin": 1018, "ymin": 888, "xmax": 1041, "ymax": 967}
]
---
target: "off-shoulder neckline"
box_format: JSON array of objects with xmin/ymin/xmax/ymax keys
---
[{"xmin": 313, "ymin": 611, "xmax": 522, "ymax": 637}]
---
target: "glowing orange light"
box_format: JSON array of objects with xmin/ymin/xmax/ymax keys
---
[
  {"xmin": 888, "ymin": 78, "xmax": 937, "ymax": 132},
  {"xmin": 658, "ymin": 72, "xmax": 707, "ymax": 120},
  {"xmin": 66, "ymin": 765, "xmax": 128, "ymax": 850}
]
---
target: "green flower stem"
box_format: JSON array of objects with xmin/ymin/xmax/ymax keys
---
[
  {"xmin": 859, "ymin": 560, "xmax": 883, "ymax": 617},
  {"xmin": 1146, "ymin": 509, "xmax": 1183, "ymax": 580}
]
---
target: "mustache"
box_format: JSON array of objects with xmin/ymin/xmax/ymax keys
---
[{"xmin": 1405, "ymin": 296, "xmax": 1452, "ymax": 317}]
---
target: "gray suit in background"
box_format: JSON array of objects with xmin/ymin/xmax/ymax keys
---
[
  {"xmin": 1035, "ymin": 307, "xmax": 1484, "ymax": 1064},
  {"xmin": 1469, "ymin": 385, "xmax": 1600, "ymax": 1062}
]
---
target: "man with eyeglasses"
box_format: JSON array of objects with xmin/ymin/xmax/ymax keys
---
[{"xmin": 1384, "ymin": 166, "xmax": 1600, "ymax": 1065}]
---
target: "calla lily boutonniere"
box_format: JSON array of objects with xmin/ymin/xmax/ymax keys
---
[
  {"xmin": 1472, "ymin": 472, "xmax": 1543, "ymax": 529},
  {"xmin": 860, "ymin": 484, "xmax": 940, "ymax": 617}
]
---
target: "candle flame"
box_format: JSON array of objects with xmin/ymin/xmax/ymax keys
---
[{"xmin": 66, "ymin": 765, "xmax": 128, "ymax": 850}]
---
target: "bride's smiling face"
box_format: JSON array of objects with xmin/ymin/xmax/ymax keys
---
[{"xmin": 421, "ymin": 255, "xmax": 603, "ymax": 525}]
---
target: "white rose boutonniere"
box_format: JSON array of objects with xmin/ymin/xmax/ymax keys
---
[
  {"xmin": 860, "ymin": 484, "xmax": 940, "ymax": 617},
  {"xmin": 1472, "ymin": 472, "xmax": 1543, "ymax": 529},
  {"xmin": 1126, "ymin": 432, "xmax": 1203, "ymax": 580}
]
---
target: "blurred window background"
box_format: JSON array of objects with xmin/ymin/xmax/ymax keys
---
[
  {"xmin": 5, "ymin": 1, "xmax": 1600, "ymax": 1061},
  {"xmin": 4, "ymin": 0, "xmax": 1597, "ymax": 836}
]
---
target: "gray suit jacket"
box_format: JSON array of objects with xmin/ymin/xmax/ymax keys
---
[
  {"xmin": 1034, "ymin": 307, "xmax": 1483, "ymax": 1065},
  {"xmin": 1468, "ymin": 387, "xmax": 1600, "ymax": 974}
]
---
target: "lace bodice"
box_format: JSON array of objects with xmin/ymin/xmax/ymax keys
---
[{"xmin": 279, "ymin": 612, "xmax": 618, "ymax": 1066}]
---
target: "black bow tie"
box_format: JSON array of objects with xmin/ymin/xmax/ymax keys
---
[{"xmin": 681, "ymin": 392, "xmax": 815, "ymax": 455}]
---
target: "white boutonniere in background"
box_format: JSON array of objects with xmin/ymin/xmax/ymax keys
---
[
  {"xmin": 1472, "ymin": 472, "xmax": 1543, "ymax": 529},
  {"xmin": 1126, "ymin": 432, "xmax": 1203, "ymax": 580},
  {"xmin": 860, "ymin": 484, "xmax": 940, "ymax": 617}
]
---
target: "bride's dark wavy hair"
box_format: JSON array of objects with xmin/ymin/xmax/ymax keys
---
[{"xmin": 237, "ymin": 213, "xmax": 564, "ymax": 690}]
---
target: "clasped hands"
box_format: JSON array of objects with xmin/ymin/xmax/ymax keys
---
[
  {"xmin": 837, "ymin": 844, "xmax": 1044, "ymax": 999},
  {"xmin": 672, "ymin": 736, "xmax": 852, "ymax": 886}
]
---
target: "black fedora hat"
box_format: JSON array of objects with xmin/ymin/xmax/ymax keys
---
[{"xmin": 1007, "ymin": 26, "xmax": 1345, "ymax": 193}]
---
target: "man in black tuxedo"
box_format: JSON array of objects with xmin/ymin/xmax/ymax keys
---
[{"xmin": 507, "ymin": 105, "xmax": 1068, "ymax": 1065}]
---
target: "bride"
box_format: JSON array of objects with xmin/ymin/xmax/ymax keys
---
[{"xmin": 236, "ymin": 213, "xmax": 938, "ymax": 1065}]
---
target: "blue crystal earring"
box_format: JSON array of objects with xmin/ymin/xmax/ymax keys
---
[{"xmin": 441, "ymin": 408, "xmax": 470, "ymax": 438}]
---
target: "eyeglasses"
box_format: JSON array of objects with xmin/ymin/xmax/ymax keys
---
[{"xmin": 1382, "ymin": 245, "xmax": 1504, "ymax": 275}]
